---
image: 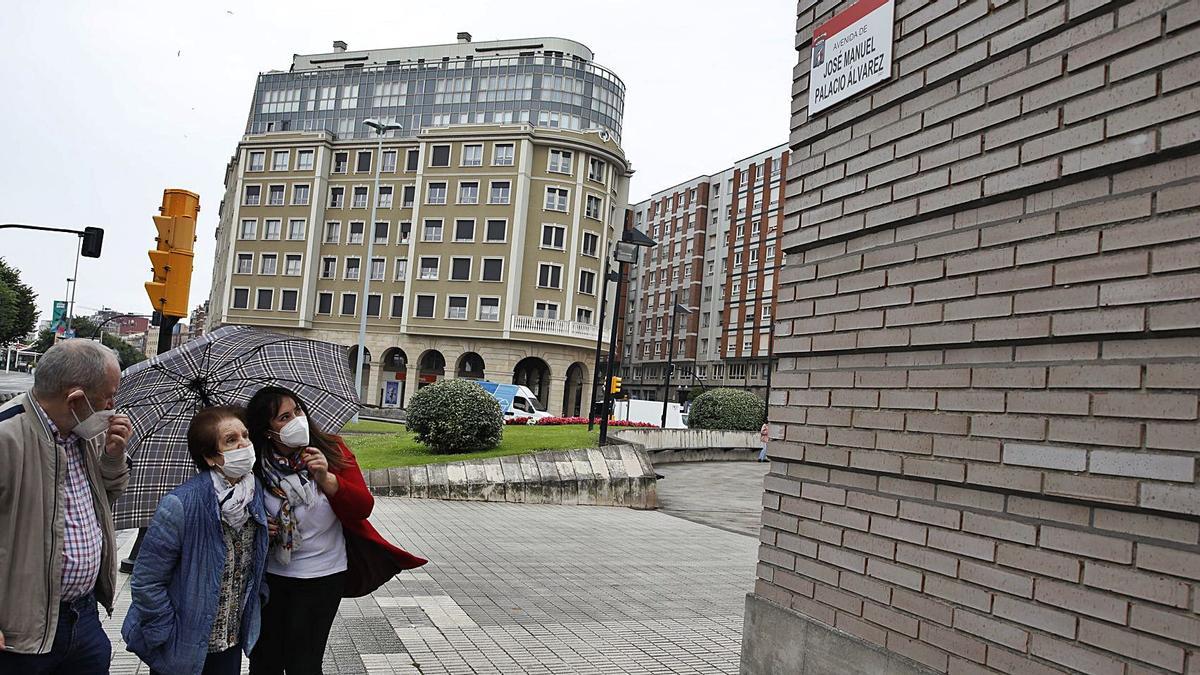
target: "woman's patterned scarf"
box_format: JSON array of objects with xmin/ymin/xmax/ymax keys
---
[{"xmin": 260, "ymin": 449, "xmax": 315, "ymax": 565}]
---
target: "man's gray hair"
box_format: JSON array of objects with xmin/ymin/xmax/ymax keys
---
[{"xmin": 32, "ymin": 339, "xmax": 120, "ymax": 397}]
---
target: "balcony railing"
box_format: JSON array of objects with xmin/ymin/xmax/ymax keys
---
[{"xmin": 510, "ymin": 314, "xmax": 598, "ymax": 341}]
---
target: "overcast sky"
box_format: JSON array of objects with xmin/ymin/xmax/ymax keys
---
[{"xmin": 0, "ymin": 1, "xmax": 795, "ymax": 329}]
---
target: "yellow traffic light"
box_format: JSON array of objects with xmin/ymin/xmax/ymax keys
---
[
  {"xmin": 609, "ymin": 376, "xmax": 622, "ymax": 394},
  {"xmin": 145, "ymin": 189, "xmax": 200, "ymax": 318}
]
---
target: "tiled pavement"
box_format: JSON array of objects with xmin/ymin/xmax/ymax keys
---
[
  {"xmin": 104, "ymin": 466, "xmax": 763, "ymax": 674},
  {"xmin": 654, "ymin": 462, "xmax": 770, "ymax": 537}
]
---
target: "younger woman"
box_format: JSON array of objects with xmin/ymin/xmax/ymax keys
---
[
  {"xmin": 246, "ymin": 386, "xmax": 426, "ymax": 675},
  {"xmin": 122, "ymin": 406, "xmax": 269, "ymax": 675}
]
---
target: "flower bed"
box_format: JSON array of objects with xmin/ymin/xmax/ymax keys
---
[{"xmin": 534, "ymin": 416, "xmax": 657, "ymax": 428}]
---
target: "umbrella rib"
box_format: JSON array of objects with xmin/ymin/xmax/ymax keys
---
[{"xmin": 117, "ymin": 363, "xmax": 194, "ymax": 409}]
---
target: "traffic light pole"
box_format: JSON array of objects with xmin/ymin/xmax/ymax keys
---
[
  {"xmin": 598, "ymin": 260, "xmax": 626, "ymax": 447},
  {"xmin": 587, "ymin": 249, "xmax": 613, "ymax": 431},
  {"xmin": 661, "ymin": 292, "xmax": 680, "ymax": 429}
]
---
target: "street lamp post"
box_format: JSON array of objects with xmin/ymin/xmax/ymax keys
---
[
  {"xmin": 587, "ymin": 246, "xmax": 616, "ymax": 431},
  {"xmin": 352, "ymin": 118, "xmax": 403, "ymax": 423},
  {"xmin": 661, "ymin": 293, "xmax": 693, "ymax": 428},
  {"xmin": 599, "ymin": 229, "xmax": 657, "ymax": 446}
]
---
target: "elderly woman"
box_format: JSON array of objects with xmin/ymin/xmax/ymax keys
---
[{"xmin": 121, "ymin": 406, "xmax": 269, "ymax": 675}]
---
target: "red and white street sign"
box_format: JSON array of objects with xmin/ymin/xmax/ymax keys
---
[{"xmin": 808, "ymin": 0, "xmax": 896, "ymax": 115}]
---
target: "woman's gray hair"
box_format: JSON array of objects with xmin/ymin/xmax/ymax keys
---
[{"xmin": 32, "ymin": 339, "xmax": 120, "ymax": 397}]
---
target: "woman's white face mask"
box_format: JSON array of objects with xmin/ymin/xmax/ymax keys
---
[
  {"xmin": 218, "ymin": 445, "xmax": 256, "ymax": 478},
  {"xmin": 276, "ymin": 415, "xmax": 309, "ymax": 448}
]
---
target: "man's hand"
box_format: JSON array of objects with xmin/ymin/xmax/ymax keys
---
[
  {"xmin": 105, "ymin": 414, "xmax": 132, "ymax": 458},
  {"xmin": 302, "ymin": 448, "xmax": 338, "ymax": 496}
]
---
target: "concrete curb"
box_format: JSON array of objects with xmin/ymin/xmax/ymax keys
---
[
  {"xmin": 362, "ymin": 443, "xmax": 658, "ymax": 509},
  {"xmin": 611, "ymin": 428, "xmax": 760, "ymax": 464}
]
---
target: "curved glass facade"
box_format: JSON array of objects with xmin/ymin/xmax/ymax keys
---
[{"xmin": 247, "ymin": 53, "xmax": 626, "ymax": 142}]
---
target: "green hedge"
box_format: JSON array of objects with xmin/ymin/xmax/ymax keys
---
[
  {"xmin": 405, "ymin": 379, "xmax": 503, "ymax": 453},
  {"xmin": 687, "ymin": 388, "xmax": 766, "ymax": 431}
]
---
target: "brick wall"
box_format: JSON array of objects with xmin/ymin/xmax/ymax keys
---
[{"xmin": 751, "ymin": 0, "xmax": 1200, "ymax": 672}]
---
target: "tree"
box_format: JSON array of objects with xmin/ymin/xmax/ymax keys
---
[
  {"xmin": 30, "ymin": 316, "xmax": 147, "ymax": 370},
  {"xmin": 0, "ymin": 259, "xmax": 39, "ymax": 347}
]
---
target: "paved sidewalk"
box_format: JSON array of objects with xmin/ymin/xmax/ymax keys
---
[
  {"xmin": 105, "ymin": 496, "xmax": 758, "ymax": 674},
  {"xmin": 655, "ymin": 462, "xmax": 769, "ymax": 537}
]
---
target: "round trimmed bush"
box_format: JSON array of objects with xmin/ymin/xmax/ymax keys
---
[
  {"xmin": 405, "ymin": 379, "xmax": 503, "ymax": 453},
  {"xmin": 687, "ymin": 388, "xmax": 766, "ymax": 431}
]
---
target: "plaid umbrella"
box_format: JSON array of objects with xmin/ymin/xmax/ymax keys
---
[{"xmin": 112, "ymin": 325, "xmax": 361, "ymax": 530}]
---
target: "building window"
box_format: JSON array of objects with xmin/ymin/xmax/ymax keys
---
[
  {"xmin": 762, "ymin": 305, "xmax": 772, "ymax": 319},
  {"xmin": 280, "ymin": 290, "xmax": 298, "ymax": 312},
  {"xmin": 588, "ymin": 157, "xmax": 606, "ymax": 183},
  {"xmin": 292, "ymin": 184, "xmax": 310, "ymax": 206},
  {"xmin": 235, "ymin": 253, "xmax": 253, "ymax": 275},
  {"xmin": 485, "ymin": 219, "xmax": 507, "ymax": 242},
  {"xmin": 248, "ymin": 151, "xmax": 265, "ymax": 172},
  {"xmin": 422, "ymin": 219, "xmax": 443, "ymax": 242},
  {"xmin": 415, "ymin": 294, "xmax": 435, "ymax": 318},
  {"xmin": 340, "ymin": 293, "xmax": 357, "ymax": 316},
  {"xmin": 454, "ymin": 219, "xmax": 475, "ymax": 242},
  {"xmin": 576, "ymin": 307, "xmax": 593, "ymax": 324},
  {"xmin": 284, "ymin": 255, "xmax": 302, "ymax": 276},
  {"xmin": 328, "ymin": 186, "xmax": 344, "ymax": 208},
  {"xmin": 323, "ymin": 221, "xmax": 340, "ymax": 244},
  {"xmin": 243, "ymin": 185, "xmax": 261, "ymax": 206},
  {"xmin": 344, "ymin": 258, "xmax": 361, "ymax": 280},
  {"xmin": 293, "ymin": 149, "xmax": 310, "ymax": 171},
  {"xmin": 374, "ymin": 150, "xmax": 394, "ymax": 173},
  {"xmin": 462, "ymin": 144, "xmax": 483, "ymax": 167},
  {"xmin": 398, "ymin": 221, "xmax": 411, "ymax": 244},
  {"xmin": 317, "ymin": 292, "xmax": 333, "ymax": 314},
  {"xmin": 366, "ymin": 294, "xmax": 382, "ymax": 317},
  {"xmin": 333, "ymin": 152, "xmax": 348, "ymax": 173},
  {"xmin": 370, "ymin": 257, "xmax": 385, "ymax": 281},
  {"xmin": 348, "ymin": 221, "xmax": 365, "ymax": 245},
  {"xmin": 585, "ymin": 195, "xmax": 601, "ymax": 220},
  {"xmin": 538, "ymin": 264, "xmax": 562, "ymax": 289},
  {"xmin": 356, "ymin": 151, "xmax": 372, "ymax": 173},
  {"xmin": 378, "ymin": 186, "xmax": 393, "ymax": 208},
  {"xmin": 481, "ymin": 258, "xmax": 503, "ymax": 282},
  {"xmin": 390, "ymin": 295, "xmax": 405, "ymax": 318},
  {"xmin": 402, "ymin": 185, "xmax": 415, "ymax": 208},
  {"xmin": 548, "ymin": 148, "xmax": 573, "ymax": 174},
  {"xmin": 232, "ymin": 288, "xmax": 250, "ymax": 309},
  {"xmin": 446, "ymin": 296, "xmax": 468, "ymax": 320},
  {"xmin": 535, "ymin": 301, "xmax": 558, "ymax": 319},
  {"xmin": 352, "ymin": 187, "xmax": 368, "ymax": 208},
  {"xmin": 238, "ymin": 219, "xmax": 256, "ymax": 240},
  {"xmin": 263, "ymin": 219, "xmax": 282, "ymax": 241},
  {"xmin": 374, "ymin": 81, "xmax": 407, "ymax": 107},
  {"xmin": 427, "ymin": 182, "xmax": 447, "ymax": 205},
  {"xmin": 286, "ymin": 219, "xmax": 305, "ymax": 241},
  {"xmin": 766, "ymin": 244, "xmax": 776, "ymax": 260},
  {"xmin": 450, "ymin": 257, "xmax": 471, "ymax": 281},
  {"xmin": 394, "ymin": 257, "xmax": 408, "ymax": 281},
  {"xmin": 578, "ymin": 270, "xmax": 596, "ymax": 295},
  {"xmin": 544, "ymin": 187, "xmax": 569, "ymax": 212},
  {"xmin": 272, "ymin": 151, "xmax": 289, "ymax": 171},
  {"xmin": 582, "ymin": 232, "xmax": 599, "ymax": 257},
  {"xmin": 493, "ymin": 143, "xmax": 514, "ymax": 166},
  {"xmin": 458, "ymin": 181, "xmax": 479, "ymax": 204},
  {"xmin": 264, "ymin": 185, "xmax": 282, "ymax": 205},
  {"xmin": 430, "ymin": 145, "xmax": 451, "ymax": 167},
  {"xmin": 405, "ymin": 149, "xmax": 419, "ymax": 172},
  {"xmin": 478, "ymin": 297, "xmax": 500, "ymax": 322},
  {"xmin": 256, "ymin": 289, "xmax": 273, "ymax": 310},
  {"xmin": 373, "ymin": 221, "xmax": 389, "ymax": 244},
  {"xmin": 320, "ymin": 257, "xmax": 336, "ymax": 279},
  {"xmin": 541, "ymin": 224, "xmax": 566, "ymax": 250},
  {"xmin": 489, "ymin": 181, "xmax": 511, "ymax": 205},
  {"xmin": 419, "ymin": 256, "xmax": 439, "ymax": 280}
]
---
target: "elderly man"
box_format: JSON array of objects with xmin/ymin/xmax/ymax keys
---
[{"xmin": 0, "ymin": 339, "xmax": 133, "ymax": 674}]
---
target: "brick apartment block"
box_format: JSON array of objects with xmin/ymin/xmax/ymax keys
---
[{"xmin": 743, "ymin": 0, "xmax": 1200, "ymax": 673}]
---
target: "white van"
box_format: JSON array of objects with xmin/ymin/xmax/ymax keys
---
[{"xmin": 476, "ymin": 381, "xmax": 552, "ymax": 421}]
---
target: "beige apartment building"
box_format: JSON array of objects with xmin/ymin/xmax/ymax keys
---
[{"xmin": 207, "ymin": 36, "xmax": 630, "ymax": 414}]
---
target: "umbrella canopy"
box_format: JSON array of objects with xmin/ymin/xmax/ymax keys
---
[{"xmin": 113, "ymin": 325, "xmax": 361, "ymax": 530}]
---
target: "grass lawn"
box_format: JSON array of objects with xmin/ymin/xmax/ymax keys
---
[{"xmin": 339, "ymin": 420, "xmax": 600, "ymax": 470}]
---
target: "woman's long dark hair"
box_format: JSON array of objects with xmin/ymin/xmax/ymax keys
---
[{"xmin": 246, "ymin": 386, "xmax": 346, "ymax": 474}]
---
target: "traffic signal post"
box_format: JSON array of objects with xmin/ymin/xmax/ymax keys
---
[
  {"xmin": 0, "ymin": 224, "xmax": 105, "ymax": 333},
  {"xmin": 598, "ymin": 225, "xmax": 656, "ymax": 446},
  {"xmin": 145, "ymin": 189, "xmax": 199, "ymax": 354}
]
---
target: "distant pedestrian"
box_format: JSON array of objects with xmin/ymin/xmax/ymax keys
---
[
  {"xmin": 245, "ymin": 386, "xmax": 425, "ymax": 675},
  {"xmin": 122, "ymin": 406, "xmax": 269, "ymax": 675},
  {"xmin": 758, "ymin": 422, "xmax": 769, "ymax": 462},
  {"xmin": 0, "ymin": 339, "xmax": 132, "ymax": 674}
]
